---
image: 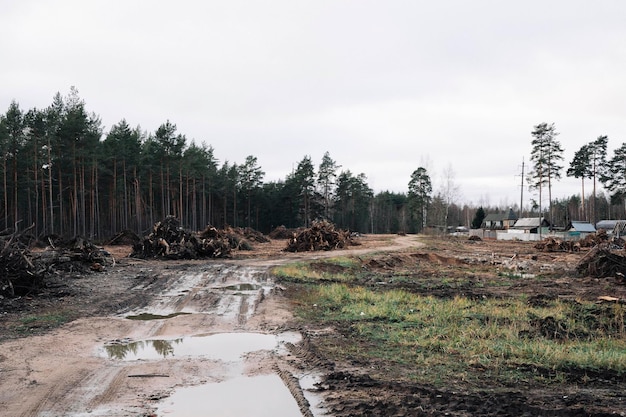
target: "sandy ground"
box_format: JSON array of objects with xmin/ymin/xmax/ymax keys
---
[{"xmin": 0, "ymin": 234, "xmax": 417, "ymax": 417}]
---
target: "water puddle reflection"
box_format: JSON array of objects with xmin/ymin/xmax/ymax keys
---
[
  {"xmin": 125, "ymin": 312, "xmax": 191, "ymax": 321},
  {"xmin": 221, "ymin": 283, "xmax": 262, "ymax": 291},
  {"xmin": 157, "ymin": 374, "xmax": 301, "ymax": 417},
  {"xmin": 101, "ymin": 332, "xmax": 300, "ymax": 361}
]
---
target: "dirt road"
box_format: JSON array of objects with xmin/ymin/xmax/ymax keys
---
[{"xmin": 0, "ymin": 235, "xmax": 418, "ymax": 417}]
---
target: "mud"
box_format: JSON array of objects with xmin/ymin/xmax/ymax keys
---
[{"xmin": 0, "ymin": 235, "xmax": 625, "ymax": 416}]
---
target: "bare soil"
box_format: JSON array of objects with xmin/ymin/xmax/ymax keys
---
[{"xmin": 0, "ymin": 235, "xmax": 625, "ymax": 416}]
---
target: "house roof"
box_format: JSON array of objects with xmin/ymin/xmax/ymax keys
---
[
  {"xmin": 513, "ymin": 217, "xmax": 549, "ymax": 228},
  {"xmin": 596, "ymin": 220, "xmax": 625, "ymax": 230},
  {"xmin": 568, "ymin": 221, "xmax": 596, "ymax": 233}
]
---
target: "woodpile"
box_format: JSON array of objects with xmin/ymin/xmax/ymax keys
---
[
  {"xmin": 577, "ymin": 229, "xmax": 619, "ymax": 248},
  {"xmin": 284, "ymin": 220, "xmax": 357, "ymax": 252},
  {"xmin": 200, "ymin": 224, "xmax": 254, "ymax": 251},
  {"xmin": 577, "ymin": 245, "xmax": 626, "ymax": 279},
  {"xmin": 534, "ymin": 237, "xmax": 580, "ymax": 252},
  {"xmin": 44, "ymin": 236, "xmax": 114, "ymax": 272},
  {"xmin": 1, "ymin": 226, "xmax": 112, "ymax": 298},
  {"xmin": 131, "ymin": 217, "xmax": 232, "ymax": 259},
  {"xmin": 0, "ymin": 224, "xmax": 41, "ymax": 297},
  {"xmin": 225, "ymin": 226, "xmax": 270, "ymax": 244}
]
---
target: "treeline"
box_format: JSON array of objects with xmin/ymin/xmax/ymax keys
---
[
  {"xmin": 3, "ymin": 91, "xmax": 625, "ymax": 240},
  {"xmin": 0, "ymin": 89, "xmax": 446, "ymax": 239}
]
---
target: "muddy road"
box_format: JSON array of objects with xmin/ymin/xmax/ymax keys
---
[{"xmin": 0, "ymin": 235, "xmax": 416, "ymax": 417}]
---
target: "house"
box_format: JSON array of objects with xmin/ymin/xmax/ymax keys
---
[
  {"xmin": 482, "ymin": 208, "xmax": 518, "ymax": 230},
  {"xmin": 596, "ymin": 220, "xmax": 618, "ymax": 230},
  {"xmin": 511, "ymin": 217, "xmax": 550, "ymax": 234},
  {"xmin": 566, "ymin": 221, "xmax": 596, "ymax": 237}
]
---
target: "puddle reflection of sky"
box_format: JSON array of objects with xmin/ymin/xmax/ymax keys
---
[
  {"xmin": 157, "ymin": 374, "xmax": 302, "ymax": 417},
  {"xmin": 102, "ymin": 332, "xmax": 293, "ymax": 361}
]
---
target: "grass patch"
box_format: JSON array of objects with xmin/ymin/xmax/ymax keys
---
[
  {"xmin": 14, "ymin": 313, "xmax": 71, "ymax": 333},
  {"xmin": 273, "ymin": 258, "xmax": 364, "ymax": 283},
  {"xmin": 293, "ymin": 282, "xmax": 626, "ymax": 387}
]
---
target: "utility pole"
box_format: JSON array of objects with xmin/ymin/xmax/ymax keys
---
[{"xmin": 519, "ymin": 157, "xmax": 525, "ymax": 219}]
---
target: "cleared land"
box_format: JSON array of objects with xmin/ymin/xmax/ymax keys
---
[{"xmin": 1, "ymin": 234, "xmax": 625, "ymax": 416}]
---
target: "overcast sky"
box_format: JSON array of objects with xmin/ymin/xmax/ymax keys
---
[{"xmin": 2, "ymin": 1, "xmax": 626, "ymax": 208}]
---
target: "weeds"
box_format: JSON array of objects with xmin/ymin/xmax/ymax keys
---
[
  {"xmin": 15, "ymin": 313, "xmax": 71, "ymax": 333},
  {"xmin": 293, "ymin": 281, "xmax": 626, "ymax": 386}
]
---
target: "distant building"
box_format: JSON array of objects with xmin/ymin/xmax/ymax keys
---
[
  {"xmin": 482, "ymin": 208, "xmax": 518, "ymax": 230},
  {"xmin": 596, "ymin": 220, "xmax": 626, "ymax": 235},
  {"xmin": 511, "ymin": 217, "xmax": 550, "ymax": 234},
  {"xmin": 566, "ymin": 221, "xmax": 596, "ymax": 237}
]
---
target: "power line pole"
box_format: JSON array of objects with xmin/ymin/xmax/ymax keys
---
[{"xmin": 519, "ymin": 157, "xmax": 525, "ymax": 219}]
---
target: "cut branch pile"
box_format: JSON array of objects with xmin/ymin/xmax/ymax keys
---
[
  {"xmin": 225, "ymin": 226, "xmax": 270, "ymax": 244},
  {"xmin": 534, "ymin": 237, "xmax": 580, "ymax": 252},
  {"xmin": 0, "ymin": 224, "xmax": 41, "ymax": 297},
  {"xmin": 284, "ymin": 220, "xmax": 357, "ymax": 252},
  {"xmin": 578, "ymin": 230, "xmax": 611, "ymax": 248},
  {"xmin": 43, "ymin": 236, "xmax": 114, "ymax": 272},
  {"xmin": 131, "ymin": 217, "xmax": 232, "ymax": 259},
  {"xmin": 576, "ymin": 245, "xmax": 626, "ymax": 279},
  {"xmin": 1, "ymin": 227, "xmax": 112, "ymax": 298},
  {"xmin": 270, "ymin": 225, "xmax": 301, "ymax": 240}
]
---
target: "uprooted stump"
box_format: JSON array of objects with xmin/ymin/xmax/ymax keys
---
[
  {"xmin": 534, "ymin": 237, "xmax": 580, "ymax": 252},
  {"xmin": 576, "ymin": 245, "xmax": 626, "ymax": 279},
  {"xmin": 131, "ymin": 217, "xmax": 233, "ymax": 259},
  {"xmin": 284, "ymin": 220, "xmax": 358, "ymax": 252}
]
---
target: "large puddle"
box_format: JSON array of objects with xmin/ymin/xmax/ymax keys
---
[
  {"xmin": 156, "ymin": 374, "xmax": 302, "ymax": 416},
  {"xmin": 101, "ymin": 332, "xmax": 300, "ymax": 361},
  {"xmin": 100, "ymin": 265, "xmax": 321, "ymax": 416}
]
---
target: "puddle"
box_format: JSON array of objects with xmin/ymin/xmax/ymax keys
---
[
  {"xmin": 221, "ymin": 283, "xmax": 261, "ymax": 291},
  {"xmin": 125, "ymin": 312, "xmax": 191, "ymax": 320},
  {"xmin": 157, "ymin": 374, "xmax": 301, "ymax": 417},
  {"xmin": 101, "ymin": 332, "xmax": 300, "ymax": 361}
]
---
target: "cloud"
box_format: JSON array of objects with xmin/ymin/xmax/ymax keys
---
[{"xmin": 3, "ymin": 0, "xmax": 626, "ymax": 208}]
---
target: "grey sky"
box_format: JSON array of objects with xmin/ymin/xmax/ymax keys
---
[{"xmin": 2, "ymin": 1, "xmax": 626, "ymax": 208}]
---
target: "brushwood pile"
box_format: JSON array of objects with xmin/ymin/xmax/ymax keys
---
[{"xmin": 284, "ymin": 220, "xmax": 358, "ymax": 252}]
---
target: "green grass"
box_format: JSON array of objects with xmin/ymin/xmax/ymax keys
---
[
  {"xmin": 292, "ymin": 281, "xmax": 626, "ymax": 386},
  {"xmin": 273, "ymin": 258, "xmax": 364, "ymax": 283},
  {"xmin": 274, "ymin": 254, "xmax": 626, "ymax": 386},
  {"xmin": 15, "ymin": 313, "xmax": 71, "ymax": 333}
]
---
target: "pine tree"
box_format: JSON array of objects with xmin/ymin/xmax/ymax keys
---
[
  {"xmin": 528, "ymin": 122, "xmax": 563, "ymax": 225},
  {"xmin": 408, "ymin": 167, "xmax": 432, "ymax": 232},
  {"xmin": 471, "ymin": 206, "xmax": 486, "ymax": 229}
]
